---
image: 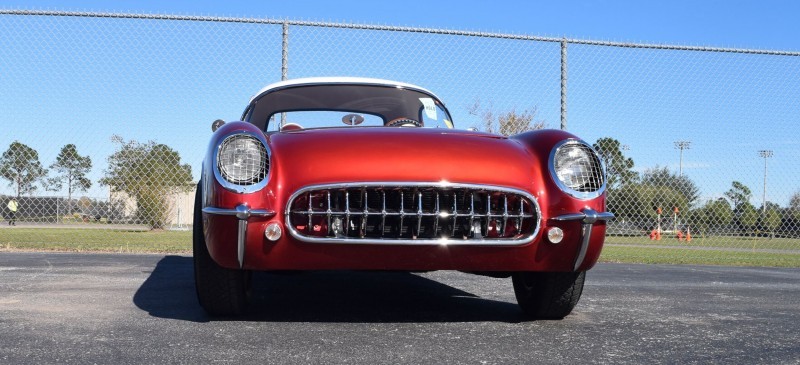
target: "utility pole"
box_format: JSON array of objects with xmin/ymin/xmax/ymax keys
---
[
  {"xmin": 759, "ymin": 150, "xmax": 773, "ymax": 215},
  {"xmin": 674, "ymin": 140, "xmax": 691, "ymax": 177}
]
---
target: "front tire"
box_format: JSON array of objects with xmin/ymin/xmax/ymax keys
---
[
  {"xmin": 193, "ymin": 184, "xmax": 251, "ymax": 316},
  {"xmin": 512, "ymin": 271, "xmax": 585, "ymax": 319}
]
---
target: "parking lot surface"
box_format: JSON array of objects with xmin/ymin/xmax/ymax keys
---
[{"xmin": 0, "ymin": 252, "xmax": 798, "ymax": 364}]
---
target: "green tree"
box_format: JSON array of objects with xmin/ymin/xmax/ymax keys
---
[
  {"xmin": 611, "ymin": 183, "xmax": 687, "ymax": 229},
  {"xmin": 100, "ymin": 137, "xmax": 193, "ymax": 229},
  {"xmin": 759, "ymin": 205, "xmax": 782, "ymax": 238},
  {"xmin": 467, "ymin": 100, "xmax": 545, "ymax": 136},
  {"xmin": 611, "ymin": 167, "xmax": 698, "ymax": 231},
  {"xmin": 49, "ymin": 144, "xmax": 92, "ymax": 214},
  {"xmin": 688, "ymin": 198, "xmax": 732, "ymax": 235},
  {"xmin": 0, "ymin": 141, "xmax": 48, "ymax": 197},
  {"xmin": 593, "ymin": 137, "xmax": 637, "ymax": 190},
  {"xmin": 607, "ymin": 183, "xmax": 643, "ymax": 223},
  {"xmin": 724, "ymin": 181, "xmax": 752, "ymax": 213},
  {"xmin": 640, "ymin": 166, "xmax": 699, "ymax": 207},
  {"xmin": 724, "ymin": 181, "xmax": 758, "ymax": 234},
  {"xmin": 789, "ymin": 191, "xmax": 800, "ymax": 222},
  {"xmin": 739, "ymin": 202, "xmax": 758, "ymax": 235}
]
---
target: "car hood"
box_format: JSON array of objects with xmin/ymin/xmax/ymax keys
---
[{"xmin": 268, "ymin": 128, "xmax": 544, "ymax": 194}]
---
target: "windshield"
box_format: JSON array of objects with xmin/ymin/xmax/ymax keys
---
[{"xmin": 245, "ymin": 83, "xmax": 454, "ymax": 132}]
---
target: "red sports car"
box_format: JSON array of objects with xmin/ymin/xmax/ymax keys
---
[{"xmin": 195, "ymin": 77, "xmax": 613, "ymax": 318}]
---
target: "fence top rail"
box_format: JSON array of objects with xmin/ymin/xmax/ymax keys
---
[{"xmin": 2, "ymin": 9, "xmax": 800, "ymax": 56}]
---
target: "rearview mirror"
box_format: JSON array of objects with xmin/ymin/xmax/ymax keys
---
[{"xmin": 211, "ymin": 119, "xmax": 226, "ymax": 132}]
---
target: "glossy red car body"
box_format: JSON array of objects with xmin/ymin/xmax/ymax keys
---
[{"xmin": 200, "ymin": 79, "xmax": 609, "ymax": 275}]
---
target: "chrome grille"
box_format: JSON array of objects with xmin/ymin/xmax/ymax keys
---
[{"xmin": 286, "ymin": 183, "xmax": 540, "ymax": 245}]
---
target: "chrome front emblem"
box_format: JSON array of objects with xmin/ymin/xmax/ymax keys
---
[{"xmin": 342, "ymin": 113, "xmax": 365, "ymax": 125}]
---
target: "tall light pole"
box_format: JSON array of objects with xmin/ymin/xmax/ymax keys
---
[
  {"xmin": 674, "ymin": 140, "xmax": 691, "ymax": 177},
  {"xmin": 759, "ymin": 150, "xmax": 773, "ymax": 215}
]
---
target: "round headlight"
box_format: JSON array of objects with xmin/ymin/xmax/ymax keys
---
[
  {"xmin": 550, "ymin": 140, "xmax": 605, "ymax": 198},
  {"xmin": 217, "ymin": 134, "xmax": 268, "ymax": 185}
]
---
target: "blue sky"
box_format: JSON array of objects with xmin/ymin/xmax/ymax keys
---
[
  {"xmin": 5, "ymin": 0, "xmax": 800, "ymax": 50},
  {"xmin": 1, "ymin": 1, "xmax": 799, "ymax": 206}
]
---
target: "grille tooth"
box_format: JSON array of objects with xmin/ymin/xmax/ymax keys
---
[
  {"xmin": 450, "ymin": 191, "xmax": 458, "ymax": 238},
  {"xmin": 398, "ymin": 191, "xmax": 405, "ymax": 238},
  {"xmin": 432, "ymin": 192, "xmax": 440, "ymax": 237},
  {"xmin": 415, "ymin": 191, "xmax": 423, "ymax": 238},
  {"xmin": 326, "ymin": 191, "xmax": 332, "ymax": 236},
  {"xmin": 380, "ymin": 191, "xmax": 386, "ymax": 238},
  {"xmin": 501, "ymin": 194, "xmax": 509, "ymax": 236},
  {"xmin": 288, "ymin": 183, "xmax": 539, "ymax": 244},
  {"xmin": 360, "ymin": 189, "xmax": 368, "ymax": 238},
  {"xmin": 306, "ymin": 192, "xmax": 312, "ymax": 235},
  {"xmin": 342, "ymin": 191, "xmax": 349, "ymax": 237}
]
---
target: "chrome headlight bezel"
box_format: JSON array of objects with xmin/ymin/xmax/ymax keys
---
[
  {"xmin": 548, "ymin": 139, "xmax": 606, "ymax": 200},
  {"xmin": 213, "ymin": 132, "xmax": 270, "ymax": 193}
]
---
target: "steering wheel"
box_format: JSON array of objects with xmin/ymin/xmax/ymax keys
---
[{"xmin": 386, "ymin": 118, "xmax": 423, "ymax": 127}]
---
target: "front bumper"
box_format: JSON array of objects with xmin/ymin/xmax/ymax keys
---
[
  {"xmin": 202, "ymin": 204, "xmax": 275, "ymax": 268},
  {"xmin": 551, "ymin": 208, "xmax": 615, "ymax": 271},
  {"xmin": 202, "ymin": 204, "xmax": 613, "ymax": 272}
]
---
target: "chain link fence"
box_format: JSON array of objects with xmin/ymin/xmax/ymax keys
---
[{"xmin": 1, "ymin": 10, "xmax": 799, "ymax": 264}]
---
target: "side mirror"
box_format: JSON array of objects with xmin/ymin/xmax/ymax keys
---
[{"xmin": 211, "ymin": 119, "xmax": 226, "ymax": 132}]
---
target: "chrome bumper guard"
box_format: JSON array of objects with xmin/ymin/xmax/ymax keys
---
[
  {"xmin": 551, "ymin": 208, "xmax": 615, "ymax": 271},
  {"xmin": 202, "ymin": 204, "xmax": 276, "ymax": 268}
]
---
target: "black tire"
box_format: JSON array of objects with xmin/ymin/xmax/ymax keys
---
[
  {"xmin": 193, "ymin": 183, "xmax": 252, "ymax": 317},
  {"xmin": 512, "ymin": 271, "xmax": 585, "ymax": 319}
]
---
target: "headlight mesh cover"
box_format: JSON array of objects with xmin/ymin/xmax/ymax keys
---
[
  {"xmin": 552, "ymin": 140, "xmax": 605, "ymax": 196},
  {"xmin": 217, "ymin": 134, "xmax": 268, "ymax": 185}
]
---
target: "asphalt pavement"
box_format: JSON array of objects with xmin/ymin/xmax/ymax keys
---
[{"xmin": 0, "ymin": 252, "xmax": 798, "ymax": 364}]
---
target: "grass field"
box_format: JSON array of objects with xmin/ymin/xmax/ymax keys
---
[
  {"xmin": 605, "ymin": 235, "xmax": 800, "ymax": 251},
  {"xmin": 1, "ymin": 228, "xmax": 799, "ymax": 267},
  {"xmin": 601, "ymin": 245, "xmax": 800, "ymax": 268},
  {"xmin": 0, "ymin": 228, "xmax": 191, "ymax": 253}
]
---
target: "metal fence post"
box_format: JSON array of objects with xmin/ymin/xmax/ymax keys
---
[
  {"xmin": 280, "ymin": 21, "xmax": 289, "ymax": 127},
  {"xmin": 281, "ymin": 21, "xmax": 289, "ymax": 81},
  {"xmin": 560, "ymin": 38, "xmax": 568, "ymax": 131}
]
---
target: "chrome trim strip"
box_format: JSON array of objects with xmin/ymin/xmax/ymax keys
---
[
  {"xmin": 551, "ymin": 211, "xmax": 615, "ymax": 222},
  {"xmin": 212, "ymin": 130, "xmax": 272, "ymax": 194},
  {"xmin": 202, "ymin": 206, "xmax": 276, "ymax": 219},
  {"xmin": 202, "ymin": 204, "xmax": 276, "ymax": 269},
  {"xmin": 574, "ymin": 222, "xmax": 594, "ymax": 272},
  {"xmin": 285, "ymin": 182, "xmax": 542, "ymax": 246},
  {"xmin": 547, "ymin": 139, "xmax": 607, "ymax": 200},
  {"xmin": 551, "ymin": 208, "xmax": 615, "ymax": 271},
  {"xmin": 237, "ymin": 219, "xmax": 247, "ymax": 269}
]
